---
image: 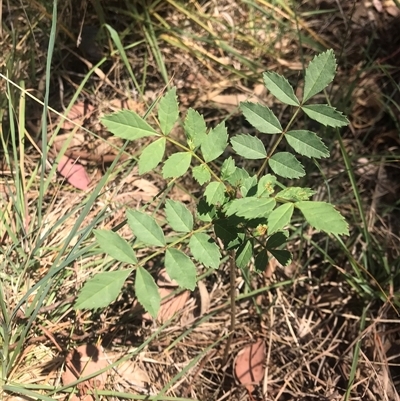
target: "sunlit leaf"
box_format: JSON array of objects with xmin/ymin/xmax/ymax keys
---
[
  {"xmin": 204, "ymin": 182, "xmax": 226, "ymax": 205},
  {"xmin": 162, "ymin": 152, "xmax": 192, "ymax": 179},
  {"xmin": 165, "ymin": 248, "xmax": 197, "ymax": 290},
  {"xmin": 285, "ymin": 130, "xmax": 329, "ymax": 158},
  {"xmin": 221, "ymin": 157, "xmax": 236, "ymax": 180},
  {"xmin": 135, "ymin": 266, "xmax": 160, "ymax": 318},
  {"xmin": 102, "ymin": 110, "xmax": 157, "ymax": 140},
  {"xmin": 268, "ymin": 152, "xmax": 305, "ymax": 179},
  {"xmin": 139, "ymin": 138, "xmax": 166, "ymax": 174},
  {"xmin": 263, "ymin": 71, "xmax": 299, "ymax": 106},
  {"xmin": 231, "ymin": 134, "xmax": 267, "ymax": 159},
  {"xmin": 192, "ymin": 165, "xmax": 211, "ymax": 185},
  {"xmin": 189, "ymin": 233, "xmax": 221, "ymax": 269},
  {"xmin": 94, "ymin": 229, "xmax": 137, "ymax": 264},
  {"xmin": 257, "ymin": 174, "xmax": 277, "ymax": 197},
  {"xmin": 296, "ymin": 201, "xmax": 349, "ymax": 235},
  {"xmin": 225, "ymin": 197, "xmax": 276, "ymax": 219},
  {"xmin": 240, "ymin": 176, "xmax": 258, "ymax": 197},
  {"xmin": 226, "ymin": 167, "xmax": 250, "ymax": 187},
  {"xmin": 267, "ymin": 203, "xmax": 294, "ymax": 234},
  {"xmin": 158, "ymin": 87, "xmax": 179, "ymax": 135},
  {"xmin": 201, "ymin": 122, "xmax": 228, "ymax": 162},
  {"xmin": 197, "ymin": 199, "xmax": 217, "ymax": 222},
  {"xmin": 302, "ymin": 104, "xmax": 349, "ymax": 127},
  {"xmin": 127, "ymin": 209, "xmax": 165, "ymax": 246},
  {"xmin": 240, "ymin": 102, "xmax": 282, "ymax": 134},
  {"xmin": 276, "ymin": 187, "xmax": 315, "ymax": 202},
  {"xmin": 184, "ymin": 108, "xmax": 207, "ymax": 148},
  {"xmin": 165, "ymin": 200, "xmax": 193, "ymax": 232},
  {"xmin": 75, "ymin": 269, "xmax": 133, "ymax": 309},
  {"xmin": 303, "ymin": 49, "xmax": 336, "ymax": 102}
]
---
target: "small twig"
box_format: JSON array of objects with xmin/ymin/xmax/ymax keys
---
[{"xmin": 222, "ymin": 251, "xmax": 236, "ymax": 365}]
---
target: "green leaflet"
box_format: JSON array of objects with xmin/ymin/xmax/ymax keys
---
[
  {"xmin": 158, "ymin": 87, "xmax": 179, "ymax": 135},
  {"xmin": 296, "ymin": 201, "xmax": 349, "ymax": 235},
  {"xmin": 163, "ymin": 152, "xmax": 192, "ymax": 179},
  {"xmin": 127, "ymin": 209, "xmax": 166, "ymax": 247},
  {"xmin": 102, "ymin": 110, "xmax": 157, "ymax": 140},
  {"xmin": 139, "ymin": 137, "xmax": 166, "ymax": 174}
]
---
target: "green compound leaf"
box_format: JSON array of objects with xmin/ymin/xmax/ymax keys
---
[
  {"xmin": 267, "ymin": 203, "xmax": 294, "ymax": 234},
  {"xmin": 236, "ymin": 239, "xmax": 253, "ymax": 269},
  {"xmin": 269, "ymin": 249, "xmax": 292, "ymax": 266},
  {"xmin": 214, "ymin": 219, "xmax": 245, "ymax": 249},
  {"xmin": 75, "ymin": 269, "xmax": 133, "ymax": 310},
  {"xmin": 225, "ymin": 197, "xmax": 276, "ymax": 219},
  {"xmin": 302, "ymin": 104, "xmax": 349, "ymax": 127},
  {"xmin": 221, "ymin": 157, "xmax": 236, "ymax": 180},
  {"xmin": 127, "ymin": 209, "xmax": 166, "ymax": 247},
  {"xmin": 184, "ymin": 108, "xmax": 207, "ymax": 148},
  {"xmin": 285, "ymin": 130, "xmax": 329, "ymax": 159},
  {"xmin": 296, "ymin": 201, "xmax": 349, "ymax": 235},
  {"xmin": 276, "ymin": 187, "xmax": 315, "ymax": 202},
  {"xmin": 257, "ymin": 174, "xmax": 277, "ymax": 197},
  {"xmin": 165, "ymin": 248, "xmax": 197, "ymax": 290},
  {"xmin": 165, "ymin": 199, "xmax": 193, "ymax": 233},
  {"xmin": 135, "ymin": 266, "xmax": 160, "ymax": 318},
  {"xmin": 240, "ymin": 102, "xmax": 282, "ymax": 134},
  {"xmin": 231, "ymin": 134, "xmax": 267, "ymax": 160},
  {"xmin": 139, "ymin": 137, "xmax": 166, "ymax": 174},
  {"xmin": 101, "ymin": 110, "xmax": 158, "ymax": 140},
  {"xmin": 240, "ymin": 176, "xmax": 258, "ymax": 197},
  {"xmin": 158, "ymin": 87, "xmax": 179, "ymax": 136},
  {"xmin": 201, "ymin": 122, "xmax": 228, "ymax": 162},
  {"xmin": 266, "ymin": 232, "xmax": 288, "ymax": 249},
  {"xmin": 189, "ymin": 233, "xmax": 221, "ymax": 269},
  {"xmin": 94, "ymin": 229, "xmax": 137, "ymax": 264},
  {"xmin": 255, "ymin": 249, "xmax": 269, "ymax": 272},
  {"xmin": 303, "ymin": 49, "xmax": 336, "ymax": 102},
  {"xmin": 204, "ymin": 182, "xmax": 226, "ymax": 205},
  {"xmin": 226, "ymin": 167, "xmax": 250, "ymax": 187},
  {"xmin": 263, "ymin": 71, "xmax": 299, "ymax": 106},
  {"xmin": 268, "ymin": 152, "xmax": 305, "ymax": 179},
  {"xmin": 192, "ymin": 165, "xmax": 211, "ymax": 185},
  {"xmin": 162, "ymin": 152, "xmax": 192, "ymax": 179},
  {"xmin": 197, "ymin": 199, "xmax": 217, "ymax": 222}
]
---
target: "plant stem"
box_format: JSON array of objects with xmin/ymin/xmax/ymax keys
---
[{"xmin": 222, "ymin": 251, "xmax": 236, "ymax": 365}]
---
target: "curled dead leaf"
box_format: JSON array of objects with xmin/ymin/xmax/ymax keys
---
[
  {"xmin": 62, "ymin": 344, "xmax": 109, "ymax": 401},
  {"xmin": 234, "ymin": 339, "xmax": 266, "ymax": 393}
]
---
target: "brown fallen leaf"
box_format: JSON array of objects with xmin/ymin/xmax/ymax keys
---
[
  {"xmin": 57, "ymin": 155, "xmax": 90, "ymax": 190},
  {"xmin": 51, "ymin": 132, "xmax": 86, "ymax": 152},
  {"xmin": 62, "ymin": 344, "xmax": 109, "ymax": 401},
  {"xmin": 115, "ymin": 360, "xmax": 150, "ymax": 389},
  {"xmin": 234, "ymin": 339, "xmax": 266, "ymax": 393},
  {"xmin": 142, "ymin": 287, "xmax": 190, "ymax": 323},
  {"xmin": 60, "ymin": 102, "xmax": 95, "ymax": 130}
]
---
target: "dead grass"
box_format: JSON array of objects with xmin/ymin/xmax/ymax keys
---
[{"xmin": 1, "ymin": 0, "xmax": 400, "ymax": 400}]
